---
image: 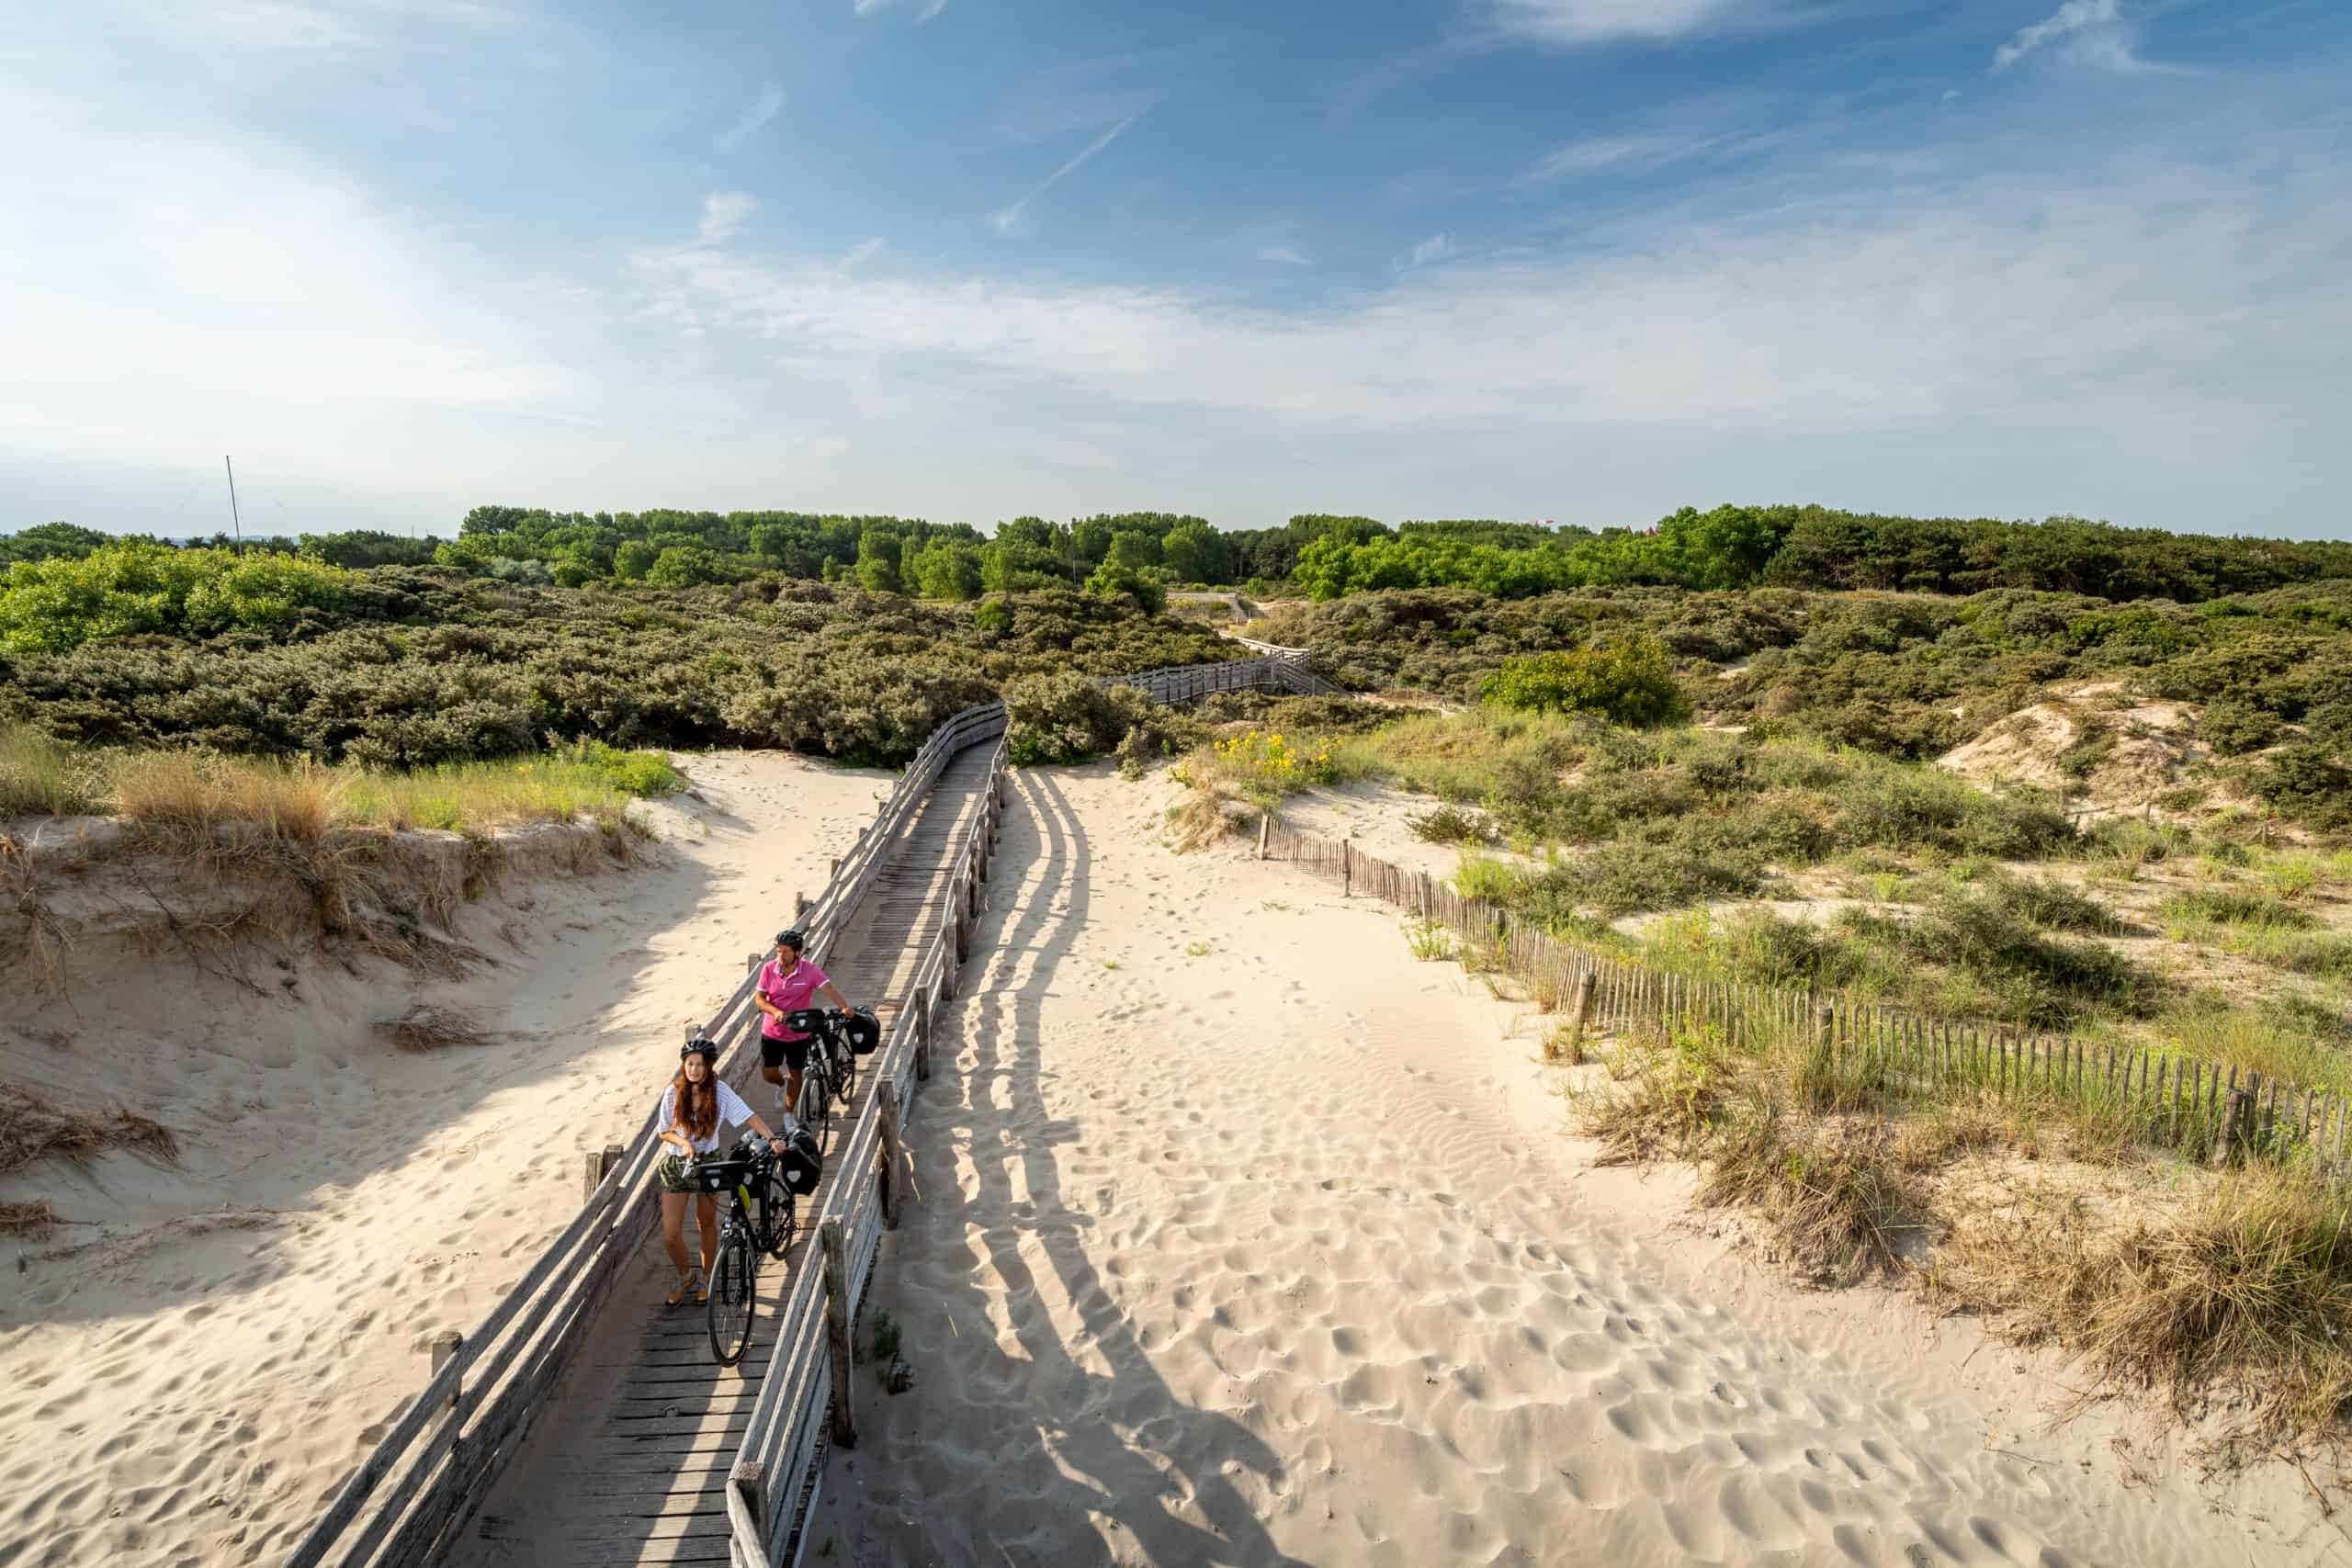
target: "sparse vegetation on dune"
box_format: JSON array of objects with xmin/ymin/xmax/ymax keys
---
[
  {"xmin": 4, "ymin": 722, "xmax": 680, "ymax": 836},
  {"xmin": 1577, "ymin": 1006, "xmax": 2352, "ymax": 1453}
]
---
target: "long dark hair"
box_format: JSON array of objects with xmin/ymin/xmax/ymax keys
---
[{"xmin": 668, "ymin": 1066, "xmax": 718, "ymax": 1144}]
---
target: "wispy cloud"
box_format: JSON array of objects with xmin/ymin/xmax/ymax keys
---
[
  {"xmin": 1993, "ymin": 0, "xmax": 2173, "ymax": 73},
  {"xmin": 716, "ymin": 84, "xmax": 784, "ymax": 152},
  {"xmin": 840, "ymin": 236, "xmax": 886, "ymax": 270},
  {"xmin": 699, "ymin": 190, "xmax": 758, "ymax": 244},
  {"xmin": 641, "ymin": 124, "xmax": 2351, "ymax": 448},
  {"xmin": 1484, "ymin": 0, "xmax": 1789, "ymax": 46},
  {"xmin": 1527, "ymin": 134, "xmax": 1710, "ymax": 180},
  {"xmin": 854, "ymin": 0, "xmax": 948, "ymax": 17},
  {"xmin": 1406, "ymin": 232, "xmax": 1455, "ymax": 267},
  {"xmin": 988, "ymin": 114, "xmax": 1138, "ymax": 237},
  {"xmin": 1256, "ymin": 244, "xmax": 1310, "ymax": 265}
]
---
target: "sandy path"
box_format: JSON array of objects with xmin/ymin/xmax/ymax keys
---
[
  {"xmin": 809, "ymin": 764, "xmax": 2332, "ymax": 1567},
  {"xmin": 0, "ymin": 752, "xmax": 887, "ymax": 1568}
]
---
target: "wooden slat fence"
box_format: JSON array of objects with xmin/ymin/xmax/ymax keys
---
[{"xmin": 1253, "ymin": 817, "xmax": 2350, "ymax": 1177}]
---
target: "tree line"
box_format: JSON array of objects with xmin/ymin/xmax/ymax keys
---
[{"xmin": 6, "ymin": 504, "xmax": 2349, "ymax": 608}]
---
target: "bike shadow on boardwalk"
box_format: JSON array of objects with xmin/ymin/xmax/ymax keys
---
[{"xmin": 811, "ymin": 769, "xmax": 1310, "ymax": 1567}]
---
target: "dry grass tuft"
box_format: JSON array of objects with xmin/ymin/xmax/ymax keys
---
[
  {"xmin": 386, "ymin": 1004, "xmax": 492, "ymax": 1052},
  {"xmin": 0, "ymin": 1082, "xmax": 176, "ymax": 1177},
  {"xmin": 1936, "ymin": 1170, "xmax": 2352, "ymax": 1453},
  {"xmin": 0, "ymin": 1198, "xmax": 55, "ymax": 1238},
  {"xmin": 1700, "ymin": 1106, "xmax": 1921, "ymax": 1286},
  {"xmin": 1168, "ymin": 780, "xmax": 1248, "ymax": 852}
]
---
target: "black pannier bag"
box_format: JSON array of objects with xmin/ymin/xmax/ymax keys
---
[
  {"xmin": 786, "ymin": 1008, "xmax": 826, "ymax": 1036},
  {"xmin": 842, "ymin": 1007, "xmax": 882, "ymax": 1056},
  {"xmin": 689, "ymin": 1157, "xmax": 752, "ymax": 1196},
  {"xmin": 776, "ymin": 1127, "xmax": 823, "ymax": 1196}
]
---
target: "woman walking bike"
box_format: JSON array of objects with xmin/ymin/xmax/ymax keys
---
[
  {"xmin": 654, "ymin": 1034, "xmax": 790, "ymax": 1310},
  {"xmin": 753, "ymin": 929, "xmax": 859, "ymax": 1128}
]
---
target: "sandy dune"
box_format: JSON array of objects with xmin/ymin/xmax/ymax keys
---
[
  {"xmin": 809, "ymin": 763, "xmax": 2333, "ymax": 1567},
  {"xmin": 0, "ymin": 752, "xmax": 887, "ymax": 1568}
]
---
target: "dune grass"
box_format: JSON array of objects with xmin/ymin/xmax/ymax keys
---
[{"xmin": 2, "ymin": 722, "xmax": 680, "ymax": 836}]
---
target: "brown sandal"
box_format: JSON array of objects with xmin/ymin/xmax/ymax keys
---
[{"xmin": 666, "ymin": 1269, "xmax": 699, "ymax": 1308}]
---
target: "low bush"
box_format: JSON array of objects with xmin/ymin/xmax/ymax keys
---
[
  {"xmin": 1405, "ymin": 804, "xmax": 1493, "ymax": 844},
  {"xmin": 1479, "ymin": 637, "xmax": 1689, "ymax": 727}
]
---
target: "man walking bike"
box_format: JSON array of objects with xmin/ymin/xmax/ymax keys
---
[{"xmin": 753, "ymin": 929, "xmax": 858, "ymax": 1122}]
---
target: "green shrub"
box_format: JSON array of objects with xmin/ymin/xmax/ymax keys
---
[
  {"xmin": 0, "ymin": 542, "xmax": 352, "ymax": 653},
  {"xmin": 2256, "ymin": 745, "xmax": 2352, "ymax": 832},
  {"xmin": 1003, "ymin": 671, "xmax": 1132, "ymax": 765},
  {"xmin": 2200, "ymin": 699, "xmax": 2283, "ymax": 757},
  {"xmin": 1478, "ymin": 637, "xmax": 1689, "ymax": 727}
]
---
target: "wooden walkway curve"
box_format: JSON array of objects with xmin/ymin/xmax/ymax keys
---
[{"xmin": 447, "ymin": 749, "xmax": 998, "ymax": 1568}]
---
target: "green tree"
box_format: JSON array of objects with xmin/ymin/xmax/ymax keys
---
[
  {"xmin": 916, "ymin": 541, "xmax": 986, "ymax": 602},
  {"xmin": 855, "ymin": 530, "xmax": 903, "ymax": 593},
  {"xmin": 0, "ymin": 522, "xmax": 112, "ymax": 565},
  {"xmin": 646, "ymin": 546, "xmax": 718, "ymax": 588},
  {"xmin": 613, "ymin": 539, "xmax": 660, "ymax": 581},
  {"xmin": 1084, "ymin": 559, "xmax": 1166, "ymax": 613},
  {"xmin": 1161, "ymin": 522, "xmax": 1230, "ymax": 585}
]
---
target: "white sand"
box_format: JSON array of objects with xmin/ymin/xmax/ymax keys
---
[
  {"xmin": 0, "ymin": 752, "xmax": 887, "ymax": 1568},
  {"xmin": 809, "ymin": 762, "xmax": 2333, "ymax": 1567}
]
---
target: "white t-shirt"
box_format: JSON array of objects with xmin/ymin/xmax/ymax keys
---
[{"xmin": 656, "ymin": 1078, "xmax": 755, "ymax": 1156}]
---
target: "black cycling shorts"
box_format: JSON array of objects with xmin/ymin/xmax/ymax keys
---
[{"xmin": 761, "ymin": 1032, "xmax": 812, "ymax": 1072}]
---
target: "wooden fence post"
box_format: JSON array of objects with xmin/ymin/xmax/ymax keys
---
[
  {"xmin": 877, "ymin": 1078, "xmax": 906, "ymax": 1229},
  {"xmin": 1814, "ymin": 1004, "xmax": 1835, "ymax": 1055},
  {"xmin": 821, "ymin": 1220, "xmax": 856, "ymax": 1447},
  {"xmin": 2213, "ymin": 1079, "xmax": 2255, "ymax": 1168},
  {"xmin": 1342, "ymin": 840, "xmax": 1352, "ymax": 897},
  {"xmin": 793, "ymin": 891, "xmax": 808, "ymax": 919},
  {"xmin": 1257, "ymin": 813, "xmax": 1271, "ymax": 860},
  {"xmin": 1551, "ymin": 970, "xmax": 1597, "ymax": 1063}
]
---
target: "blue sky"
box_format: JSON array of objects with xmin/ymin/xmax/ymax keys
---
[{"xmin": 3, "ymin": 0, "xmax": 2347, "ymax": 539}]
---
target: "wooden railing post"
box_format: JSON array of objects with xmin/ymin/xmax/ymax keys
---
[
  {"xmin": 582, "ymin": 1142, "xmax": 622, "ymax": 1202},
  {"xmin": 877, "ymin": 1078, "xmax": 905, "ymax": 1229},
  {"xmin": 912, "ymin": 987, "xmax": 933, "ymax": 1082},
  {"xmin": 730, "ymin": 1459, "xmax": 767, "ymax": 1545},
  {"xmin": 429, "ymin": 1328, "xmax": 466, "ymax": 1482},
  {"xmin": 820, "ymin": 1220, "xmax": 857, "ymax": 1447},
  {"xmin": 793, "ymin": 891, "xmax": 808, "ymax": 919}
]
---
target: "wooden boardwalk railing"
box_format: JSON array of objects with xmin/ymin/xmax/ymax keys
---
[
  {"xmin": 1257, "ymin": 818, "xmax": 2352, "ymax": 1175},
  {"xmin": 283, "ymin": 656, "xmax": 1307, "ymax": 1568}
]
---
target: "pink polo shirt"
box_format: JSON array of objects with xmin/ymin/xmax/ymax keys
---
[{"xmin": 758, "ymin": 957, "xmax": 831, "ymax": 1041}]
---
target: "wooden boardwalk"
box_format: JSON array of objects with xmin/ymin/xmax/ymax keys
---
[{"xmin": 455, "ymin": 746, "xmax": 998, "ymax": 1568}]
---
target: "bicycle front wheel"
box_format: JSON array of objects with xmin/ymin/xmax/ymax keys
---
[
  {"xmin": 833, "ymin": 1043, "xmax": 857, "ymax": 1107},
  {"xmin": 707, "ymin": 1229, "xmax": 759, "ymax": 1366}
]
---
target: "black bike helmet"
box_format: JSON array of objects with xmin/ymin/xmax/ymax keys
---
[
  {"xmin": 775, "ymin": 929, "xmax": 805, "ymax": 953},
  {"xmin": 681, "ymin": 1032, "xmax": 721, "ymax": 1063}
]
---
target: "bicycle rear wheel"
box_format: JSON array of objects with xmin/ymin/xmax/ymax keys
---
[
  {"xmin": 706, "ymin": 1228, "xmax": 759, "ymax": 1366},
  {"xmin": 833, "ymin": 1041, "xmax": 857, "ymax": 1107},
  {"xmin": 754, "ymin": 1166, "xmax": 796, "ymax": 1260}
]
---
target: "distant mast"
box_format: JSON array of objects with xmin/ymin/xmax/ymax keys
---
[{"xmin": 223, "ymin": 456, "xmax": 244, "ymax": 555}]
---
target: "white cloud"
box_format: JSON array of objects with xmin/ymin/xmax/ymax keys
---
[
  {"xmin": 716, "ymin": 84, "xmax": 785, "ymax": 152},
  {"xmin": 1528, "ymin": 134, "xmax": 1709, "ymax": 180},
  {"xmin": 698, "ymin": 190, "xmax": 759, "ymax": 244},
  {"xmin": 1485, "ymin": 0, "xmax": 1781, "ymax": 45},
  {"xmin": 634, "ymin": 133, "xmax": 2351, "ymax": 449},
  {"xmin": 854, "ymin": 0, "xmax": 947, "ymax": 16},
  {"xmin": 1256, "ymin": 244, "xmax": 1310, "ymax": 265},
  {"xmin": 988, "ymin": 114, "xmax": 1138, "ymax": 237},
  {"xmin": 841, "ymin": 237, "xmax": 887, "ymax": 270},
  {"xmin": 1993, "ymin": 0, "xmax": 2172, "ymax": 73},
  {"xmin": 1406, "ymin": 232, "xmax": 1455, "ymax": 267}
]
